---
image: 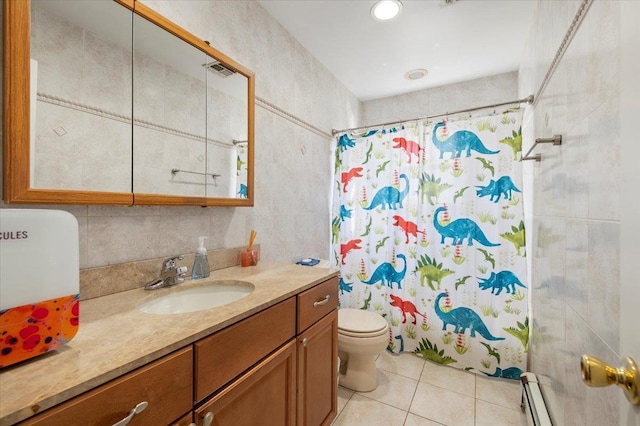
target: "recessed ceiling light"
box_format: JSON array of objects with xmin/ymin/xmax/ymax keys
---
[
  {"xmin": 370, "ymin": 0, "xmax": 403, "ymax": 21},
  {"xmin": 405, "ymin": 68, "xmax": 429, "ymax": 80}
]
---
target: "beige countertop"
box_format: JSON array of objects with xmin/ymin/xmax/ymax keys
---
[{"xmin": 0, "ymin": 262, "xmax": 338, "ymax": 425}]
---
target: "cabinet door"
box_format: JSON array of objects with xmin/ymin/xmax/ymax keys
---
[
  {"xmin": 195, "ymin": 340, "xmax": 296, "ymax": 426},
  {"xmin": 297, "ymin": 310, "xmax": 338, "ymax": 426}
]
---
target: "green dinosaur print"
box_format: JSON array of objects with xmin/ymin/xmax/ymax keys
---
[
  {"xmin": 361, "ymin": 216, "xmax": 373, "ymax": 237},
  {"xmin": 480, "ymin": 342, "xmax": 501, "ymax": 364},
  {"xmin": 376, "ymin": 160, "xmax": 391, "ymax": 178},
  {"xmin": 361, "ymin": 290, "xmax": 373, "ymax": 310},
  {"xmin": 500, "ymin": 221, "xmax": 526, "ymax": 255},
  {"xmin": 418, "ymin": 173, "xmax": 453, "ymax": 206},
  {"xmin": 362, "ymin": 142, "xmax": 374, "ymax": 164},
  {"xmin": 414, "ymin": 254, "xmax": 454, "ymax": 291},
  {"xmin": 331, "ymin": 216, "xmax": 340, "ymax": 244},
  {"xmin": 455, "ymin": 275, "xmax": 471, "ymax": 290},
  {"xmin": 237, "ymin": 154, "xmax": 246, "ymax": 171},
  {"xmin": 499, "ymin": 126, "xmax": 522, "ymax": 160},
  {"xmin": 414, "ymin": 338, "xmax": 457, "ymax": 365},
  {"xmin": 503, "ymin": 317, "xmax": 529, "ymax": 351},
  {"xmin": 453, "ymin": 186, "xmax": 470, "ymax": 203},
  {"xmin": 476, "ymin": 248, "xmax": 496, "ymax": 269},
  {"xmin": 475, "ymin": 157, "xmax": 495, "ymax": 177},
  {"xmin": 375, "ymin": 236, "xmax": 389, "ymax": 253}
]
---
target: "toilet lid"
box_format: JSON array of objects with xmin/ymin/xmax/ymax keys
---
[{"xmin": 338, "ymin": 309, "xmax": 389, "ymax": 337}]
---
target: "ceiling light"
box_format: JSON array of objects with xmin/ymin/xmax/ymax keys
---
[
  {"xmin": 405, "ymin": 68, "xmax": 429, "ymax": 80},
  {"xmin": 370, "ymin": 0, "xmax": 402, "ymax": 21}
]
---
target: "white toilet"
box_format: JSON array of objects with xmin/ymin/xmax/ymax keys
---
[{"xmin": 338, "ymin": 308, "xmax": 390, "ymax": 392}]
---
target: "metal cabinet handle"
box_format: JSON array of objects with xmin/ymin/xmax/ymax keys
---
[
  {"xmin": 313, "ymin": 295, "xmax": 330, "ymax": 307},
  {"xmin": 112, "ymin": 401, "xmax": 148, "ymax": 426},
  {"xmin": 302, "ymin": 337, "xmax": 308, "ymax": 347},
  {"xmin": 581, "ymin": 354, "xmax": 640, "ymax": 405},
  {"xmin": 203, "ymin": 412, "xmax": 214, "ymax": 426}
]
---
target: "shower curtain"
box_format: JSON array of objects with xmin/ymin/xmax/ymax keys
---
[{"xmin": 331, "ymin": 111, "xmax": 528, "ymax": 378}]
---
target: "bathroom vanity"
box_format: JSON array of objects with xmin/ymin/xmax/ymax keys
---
[{"xmin": 0, "ymin": 263, "xmax": 338, "ymax": 426}]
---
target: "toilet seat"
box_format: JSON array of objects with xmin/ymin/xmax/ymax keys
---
[{"xmin": 338, "ymin": 309, "xmax": 389, "ymax": 338}]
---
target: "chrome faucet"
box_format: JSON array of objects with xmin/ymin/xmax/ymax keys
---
[{"xmin": 144, "ymin": 255, "xmax": 188, "ymax": 290}]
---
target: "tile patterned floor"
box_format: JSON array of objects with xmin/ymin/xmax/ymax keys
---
[{"xmin": 333, "ymin": 352, "xmax": 527, "ymax": 426}]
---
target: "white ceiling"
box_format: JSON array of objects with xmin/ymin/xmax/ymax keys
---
[{"xmin": 258, "ymin": 0, "xmax": 536, "ymax": 102}]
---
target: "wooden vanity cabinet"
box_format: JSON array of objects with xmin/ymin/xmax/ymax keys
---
[
  {"xmin": 193, "ymin": 276, "xmax": 338, "ymax": 426},
  {"xmin": 18, "ymin": 276, "xmax": 338, "ymax": 426},
  {"xmin": 22, "ymin": 347, "xmax": 193, "ymax": 426},
  {"xmin": 296, "ymin": 277, "xmax": 339, "ymax": 426}
]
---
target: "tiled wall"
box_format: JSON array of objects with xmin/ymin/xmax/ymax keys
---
[
  {"xmin": 519, "ymin": 1, "xmax": 623, "ymax": 424},
  {"xmin": 1, "ymin": 0, "xmax": 361, "ymax": 269},
  {"xmin": 361, "ymin": 72, "xmax": 518, "ymax": 126}
]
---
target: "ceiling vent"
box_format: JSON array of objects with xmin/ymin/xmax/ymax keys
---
[{"xmin": 203, "ymin": 61, "xmax": 236, "ymax": 77}]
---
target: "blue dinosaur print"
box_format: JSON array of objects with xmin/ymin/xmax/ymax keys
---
[
  {"xmin": 482, "ymin": 366, "xmax": 524, "ymax": 380},
  {"xmin": 337, "ymin": 134, "xmax": 356, "ymax": 152},
  {"xmin": 339, "ymin": 277, "xmax": 353, "ymax": 295},
  {"xmin": 237, "ymin": 184, "xmax": 248, "ymax": 198},
  {"xmin": 394, "ymin": 335, "xmax": 405, "ymax": 352},
  {"xmin": 478, "ymin": 271, "xmax": 526, "ymax": 295},
  {"xmin": 364, "ymin": 174, "xmax": 409, "ymax": 211},
  {"xmin": 434, "ymin": 293, "xmax": 504, "ymax": 341},
  {"xmin": 475, "ymin": 176, "xmax": 521, "ymax": 203},
  {"xmin": 340, "ymin": 205, "xmax": 352, "ymax": 221},
  {"xmin": 433, "ymin": 207, "xmax": 500, "ymax": 247},
  {"xmin": 361, "ymin": 254, "xmax": 407, "ymax": 289},
  {"xmin": 432, "ymin": 122, "xmax": 499, "ymax": 159}
]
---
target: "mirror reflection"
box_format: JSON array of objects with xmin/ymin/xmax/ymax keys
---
[
  {"xmin": 20, "ymin": 0, "xmax": 252, "ymax": 203},
  {"xmin": 204, "ymin": 55, "xmax": 249, "ymax": 199},
  {"xmin": 30, "ymin": 0, "xmax": 133, "ymax": 192},
  {"xmin": 132, "ymin": 13, "xmax": 208, "ymax": 197}
]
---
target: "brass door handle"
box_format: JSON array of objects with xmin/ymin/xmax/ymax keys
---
[{"xmin": 581, "ymin": 354, "xmax": 640, "ymax": 405}]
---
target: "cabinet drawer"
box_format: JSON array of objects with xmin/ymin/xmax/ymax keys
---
[
  {"xmin": 23, "ymin": 347, "xmax": 193, "ymax": 426},
  {"xmin": 194, "ymin": 297, "xmax": 296, "ymax": 402},
  {"xmin": 297, "ymin": 276, "xmax": 338, "ymax": 333}
]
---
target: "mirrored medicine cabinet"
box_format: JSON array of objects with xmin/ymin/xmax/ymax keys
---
[{"xmin": 3, "ymin": 0, "xmax": 254, "ymax": 206}]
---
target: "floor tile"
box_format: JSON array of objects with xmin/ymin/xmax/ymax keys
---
[
  {"xmin": 476, "ymin": 375, "xmax": 523, "ymax": 410},
  {"xmin": 410, "ymin": 382, "xmax": 475, "ymax": 426},
  {"xmin": 475, "ymin": 399, "xmax": 527, "ymax": 426},
  {"xmin": 357, "ymin": 369, "xmax": 419, "ymax": 411},
  {"xmin": 337, "ymin": 386, "xmax": 354, "ymax": 416},
  {"xmin": 376, "ymin": 351, "xmax": 426, "ymax": 380},
  {"xmin": 404, "ymin": 412, "xmax": 445, "ymax": 425},
  {"xmin": 420, "ymin": 360, "xmax": 476, "ymax": 397},
  {"xmin": 332, "ymin": 394, "xmax": 407, "ymax": 426}
]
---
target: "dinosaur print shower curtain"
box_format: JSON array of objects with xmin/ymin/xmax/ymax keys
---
[{"xmin": 331, "ymin": 111, "xmax": 528, "ymax": 379}]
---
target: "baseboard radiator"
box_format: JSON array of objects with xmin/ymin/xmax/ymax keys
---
[{"xmin": 521, "ymin": 373, "xmax": 553, "ymax": 426}]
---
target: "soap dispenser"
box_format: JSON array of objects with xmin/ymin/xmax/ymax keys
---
[{"xmin": 191, "ymin": 236, "xmax": 210, "ymax": 280}]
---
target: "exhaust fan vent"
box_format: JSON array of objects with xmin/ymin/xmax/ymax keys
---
[{"xmin": 203, "ymin": 61, "xmax": 236, "ymax": 77}]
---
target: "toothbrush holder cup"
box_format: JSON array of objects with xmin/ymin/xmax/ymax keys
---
[{"xmin": 240, "ymin": 250, "xmax": 258, "ymax": 267}]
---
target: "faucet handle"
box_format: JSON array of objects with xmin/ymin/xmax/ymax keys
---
[
  {"xmin": 176, "ymin": 266, "xmax": 188, "ymax": 277},
  {"xmin": 162, "ymin": 255, "xmax": 184, "ymax": 271}
]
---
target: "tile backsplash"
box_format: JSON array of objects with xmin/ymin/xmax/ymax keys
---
[{"xmin": 80, "ymin": 244, "xmax": 259, "ymax": 300}]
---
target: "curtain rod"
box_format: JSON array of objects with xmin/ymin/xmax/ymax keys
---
[{"xmin": 331, "ymin": 94, "xmax": 534, "ymax": 136}]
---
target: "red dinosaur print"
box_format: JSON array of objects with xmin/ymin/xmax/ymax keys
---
[
  {"xmin": 390, "ymin": 294, "xmax": 427, "ymax": 325},
  {"xmin": 392, "ymin": 215, "xmax": 426, "ymax": 243},
  {"xmin": 341, "ymin": 167, "xmax": 363, "ymax": 193},
  {"xmin": 392, "ymin": 137, "xmax": 423, "ymax": 164},
  {"xmin": 340, "ymin": 238, "xmax": 362, "ymax": 265}
]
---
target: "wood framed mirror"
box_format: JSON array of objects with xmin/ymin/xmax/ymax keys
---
[{"xmin": 3, "ymin": 0, "xmax": 254, "ymax": 207}]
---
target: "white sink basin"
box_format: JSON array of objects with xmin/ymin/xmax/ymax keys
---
[{"xmin": 138, "ymin": 280, "xmax": 254, "ymax": 314}]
